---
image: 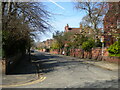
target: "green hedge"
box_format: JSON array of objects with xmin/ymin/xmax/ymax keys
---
[
  {"xmin": 82, "ymin": 39, "xmax": 95, "ymax": 51},
  {"xmin": 108, "ymin": 41, "xmax": 120, "ymax": 57}
]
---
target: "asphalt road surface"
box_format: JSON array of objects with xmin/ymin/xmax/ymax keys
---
[{"xmin": 2, "ymin": 51, "xmax": 119, "ymax": 88}]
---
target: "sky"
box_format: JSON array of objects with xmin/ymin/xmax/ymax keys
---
[{"xmin": 38, "ymin": 2, "xmax": 86, "ymax": 42}]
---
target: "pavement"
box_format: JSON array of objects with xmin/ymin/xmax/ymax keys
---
[
  {"xmin": 0, "ymin": 51, "xmax": 119, "ymax": 88},
  {"xmin": 83, "ymin": 59, "xmax": 118, "ymax": 71}
]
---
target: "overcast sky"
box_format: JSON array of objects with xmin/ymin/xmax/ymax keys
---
[{"xmin": 37, "ymin": 2, "xmax": 86, "ymax": 42}]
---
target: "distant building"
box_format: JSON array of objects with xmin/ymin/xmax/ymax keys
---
[
  {"xmin": 45, "ymin": 39, "xmax": 54, "ymax": 48},
  {"xmin": 38, "ymin": 39, "xmax": 55, "ymax": 52},
  {"xmin": 64, "ymin": 24, "xmax": 96, "ymax": 37},
  {"xmin": 65, "ymin": 24, "xmax": 82, "ymax": 34},
  {"xmin": 64, "ymin": 24, "xmax": 98, "ymax": 47},
  {"xmin": 39, "ymin": 39, "xmax": 54, "ymax": 49}
]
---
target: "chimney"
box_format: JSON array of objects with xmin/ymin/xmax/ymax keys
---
[
  {"xmin": 80, "ymin": 24, "xmax": 82, "ymax": 28},
  {"xmin": 65, "ymin": 24, "xmax": 69, "ymax": 32},
  {"xmin": 67, "ymin": 24, "xmax": 69, "ymax": 28}
]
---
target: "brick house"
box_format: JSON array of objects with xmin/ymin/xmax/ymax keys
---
[
  {"xmin": 65, "ymin": 24, "xmax": 82, "ymax": 34},
  {"xmin": 64, "ymin": 24, "xmax": 95, "ymax": 35},
  {"xmin": 103, "ymin": 2, "xmax": 120, "ymax": 46},
  {"xmin": 38, "ymin": 39, "xmax": 54, "ymax": 52},
  {"xmin": 64, "ymin": 24, "xmax": 97, "ymax": 48},
  {"xmin": 44, "ymin": 39, "xmax": 54, "ymax": 49}
]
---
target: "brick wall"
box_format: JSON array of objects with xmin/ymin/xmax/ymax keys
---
[
  {"xmin": 50, "ymin": 48, "xmax": 120, "ymax": 63},
  {"xmin": 50, "ymin": 49, "xmax": 59, "ymax": 54}
]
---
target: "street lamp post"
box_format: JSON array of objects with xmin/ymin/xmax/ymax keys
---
[
  {"xmin": 102, "ymin": 41, "xmax": 104, "ymax": 56},
  {"xmin": 101, "ymin": 35, "xmax": 104, "ymax": 56}
]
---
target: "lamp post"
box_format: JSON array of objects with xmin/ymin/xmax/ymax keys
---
[{"xmin": 101, "ymin": 35, "xmax": 104, "ymax": 56}]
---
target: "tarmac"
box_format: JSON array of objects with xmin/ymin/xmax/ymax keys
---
[
  {"xmin": 83, "ymin": 59, "xmax": 119, "ymax": 71},
  {"xmin": 55, "ymin": 53, "xmax": 119, "ymax": 71},
  {"xmin": 0, "ymin": 52, "xmax": 119, "ymax": 87}
]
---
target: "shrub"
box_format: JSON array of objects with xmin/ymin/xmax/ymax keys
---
[
  {"xmin": 51, "ymin": 41, "xmax": 60, "ymax": 49},
  {"xmin": 108, "ymin": 41, "xmax": 120, "ymax": 56},
  {"xmin": 82, "ymin": 39, "xmax": 95, "ymax": 51}
]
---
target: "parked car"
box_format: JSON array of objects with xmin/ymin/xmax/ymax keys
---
[{"xmin": 30, "ymin": 50, "xmax": 34, "ymax": 53}]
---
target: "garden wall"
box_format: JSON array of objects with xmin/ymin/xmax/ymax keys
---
[
  {"xmin": 1, "ymin": 53, "xmax": 24, "ymax": 74},
  {"xmin": 50, "ymin": 49, "xmax": 59, "ymax": 54},
  {"xmin": 49, "ymin": 48, "xmax": 120, "ymax": 63}
]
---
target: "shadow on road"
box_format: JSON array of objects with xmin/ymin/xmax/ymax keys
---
[
  {"xmin": 8, "ymin": 52, "xmax": 83, "ymax": 75},
  {"xmin": 31, "ymin": 53, "xmax": 83, "ymax": 74},
  {"xmin": 7, "ymin": 55, "xmax": 38, "ymax": 75}
]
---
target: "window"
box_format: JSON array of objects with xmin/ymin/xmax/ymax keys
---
[{"xmin": 68, "ymin": 28, "xmax": 72, "ymax": 30}]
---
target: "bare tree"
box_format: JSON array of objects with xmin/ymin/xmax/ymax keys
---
[
  {"xmin": 75, "ymin": 1, "xmax": 109, "ymax": 34},
  {"xmin": 2, "ymin": 2, "xmax": 51, "ymax": 34}
]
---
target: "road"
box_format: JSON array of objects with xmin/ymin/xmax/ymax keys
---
[{"xmin": 1, "ymin": 51, "xmax": 119, "ymax": 88}]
